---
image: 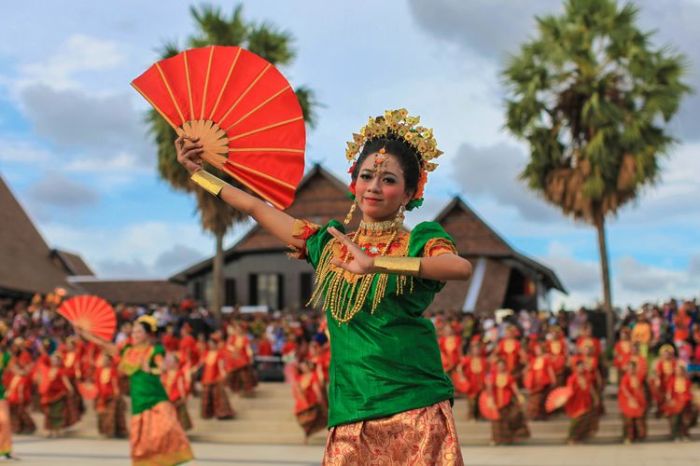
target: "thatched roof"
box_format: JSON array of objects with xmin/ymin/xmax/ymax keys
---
[
  {"xmin": 69, "ymin": 278, "xmax": 187, "ymax": 305},
  {"xmin": 0, "ymin": 175, "xmax": 73, "ymax": 296},
  {"xmin": 51, "ymin": 249, "xmax": 94, "ymax": 276}
]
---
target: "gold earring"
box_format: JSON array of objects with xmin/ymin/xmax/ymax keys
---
[
  {"xmin": 394, "ymin": 204, "xmax": 405, "ymax": 229},
  {"xmin": 344, "ymin": 202, "xmax": 357, "ymax": 225}
]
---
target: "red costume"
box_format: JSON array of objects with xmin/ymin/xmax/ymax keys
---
[{"xmin": 496, "ymin": 338, "xmax": 522, "ymax": 374}]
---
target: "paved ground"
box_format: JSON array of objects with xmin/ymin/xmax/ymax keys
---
[{"xmin": 10, "ymin": 436, "xmax": 700, "ymax": 466}]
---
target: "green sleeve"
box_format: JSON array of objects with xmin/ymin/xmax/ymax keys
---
[
  {"xmin": 305, "ymin": 219, "xmax": 344, "ymax": 269},
  {"xmin": 408, "ymin": 221, "xmax": 457, "ymax": 292},
  {"xmin": 150, "ymin": 344, "xmax": 165, "ymax": 363}
]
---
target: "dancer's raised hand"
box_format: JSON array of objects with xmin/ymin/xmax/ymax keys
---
[{"xmin": 328, "ymin": 227, "xmax": 374, "ymax": 275}]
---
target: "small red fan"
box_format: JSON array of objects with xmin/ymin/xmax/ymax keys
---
[
  {"xmin": 131, "ymin": 46, "xmax": 306, "ymax": 209},
  {"xmin": 58, "ymin": 295, "xmax": 116, "ymax": 342},
  {"xmin": 451, "ymin": 371, "xmax": 471, "ymax": 395},
  {"xmin": 478, "ymin": 391, "xmax": 500, "ymax": 421},
  {"xmin": 545, "ymin": 386, "xmax": 573, "ymax": 413},
  {"xmin": 77, "ymin": 381, "xmax": 98, "ymax": 401}
]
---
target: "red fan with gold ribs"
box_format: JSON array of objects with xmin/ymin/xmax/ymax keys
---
[
  {"xmin": 545, "ymin": 386, "xmax": 573, "ymax": 413},
  {"xmin": 131, "ymin": 46, "xmax": 306, "ymax": 209},
  {"xmin": 77, "ymin": 382, "xmax": 98, "ymax": 401},
  {"xmin": 478, "ymin": 391, "xmax": 500, "ymax": 421},
  {"xmin": 58, "ymin": 295, "xmax": 116, "ymax": 342}
]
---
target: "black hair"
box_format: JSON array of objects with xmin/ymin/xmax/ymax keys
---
[
  {"xmin": 138, "ymin": 321, "xmax": 156, "ymax": 336},
  {"xmin": 351, "ymin": 136, "xmax": 421, "ymax": 197}
]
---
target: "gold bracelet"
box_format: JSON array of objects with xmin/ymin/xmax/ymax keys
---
[
  {"xmin": 373, "ymin": 256, "xmax": 421, "ymax": 276},
  {"xmin": 191, "ymin": 170, "xmax": 228, "ymax": 197}
]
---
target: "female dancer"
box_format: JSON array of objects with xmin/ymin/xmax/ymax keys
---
[
  {"xmin": 36, "ymin": 353, "xmax": 75, "ymax": 437},
  {"xmin": 565, "ymin": 359, "xmax": 599, "ymax": 444},
  {"xmin": 663, "ymin": 364, "xmax": 697, "ymax": 441},
  {"xmin": 618, "ymin": 359, "xmax": 647, "ymax": 443},
  {"xmin": 178, "ymin": 109, "xmax": 472, "ymax": 465},
  {"xmin": 199, "ymin": 332, "xmax": 234, "ymax": 420},
  {"xmin": 0, "ymin": 347, "xmax": 13, "ymax": 459},
  {"xmin": 94, "ymin": 351, "xmax": 127, "ymax": 438},
  {"xmin": 78, "ymin": 316, "xmax": 193, "ymax": 465},
  {"xmin": 461, "ymin": 340, "xmax": 488, "ymax": 420},
  {"xmin": 291, "ymin": 358, "xmax": 327, "ymax": 442},
  {"xmin": 225, "ymin": 322, "xmax": 257, "ymax": 396},
  {"xmin": 523, "ymin": 342, "xmax": 555, "ymax": 420},
  {"xmin": 161, "ymin": 353, "xmax": 193, "ymax": 431},
  {"xmin": 486, "ymin": 358, "xmax": 530, "ymax": 445}
]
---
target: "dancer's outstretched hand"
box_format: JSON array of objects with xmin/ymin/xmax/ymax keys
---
[
  {"xmin": 328, "ymin": 227, "xmax": 374, "ymax": 275},
  {"xmin": 175, "ymin": 136, "xmax": 204, "ymax": 174}
]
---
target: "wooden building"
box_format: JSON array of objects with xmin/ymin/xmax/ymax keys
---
[{"xmin": 172, "ymin": 164, "xmax": 566, "ymax": 316}]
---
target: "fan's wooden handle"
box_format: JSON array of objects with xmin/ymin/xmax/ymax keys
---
[{"xmin": 176, "ymin": 120, "xmax": 229, "ymax": 172}]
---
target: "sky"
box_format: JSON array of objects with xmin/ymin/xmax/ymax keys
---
[{"xmin": 0, "ymin": 0, "xmax": 698, "ymax": 310}]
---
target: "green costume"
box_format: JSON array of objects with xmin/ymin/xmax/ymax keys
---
[
  {"xmin": 304, "ymin": 219, "xmax": 456, "ymax": 427},
  {"xmin": 120, "ymin": 344, "xmax": 168, "ymax": 415},
  {"xmin": 0, "ymin": 352, "xmax": 10, "ymax": 401}
]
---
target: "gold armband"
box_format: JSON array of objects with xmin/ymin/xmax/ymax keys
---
[
  {"xmin": 191, "ymin": 170, "xmax": 228, "ymax": 197},
  {"xmin": 373, "ymin": 256, "xmax": 421, "ymax": 276}
]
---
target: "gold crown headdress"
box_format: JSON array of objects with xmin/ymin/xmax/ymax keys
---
[
  {"xmin": 345, "ymin": 108, "xmax": 442, "ymax": 210},
  {"xmin": 136, "ymin": 315, "xmax": 158, "ymax": 333}
]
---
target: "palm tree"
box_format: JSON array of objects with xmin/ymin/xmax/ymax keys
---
[
  {"xmin": 502, "ymin": 0, "xmax": 690, "ymax": 346},
  {"xmin": 148, "ymin": 4, "xmax": 318, "ymax": 317}
]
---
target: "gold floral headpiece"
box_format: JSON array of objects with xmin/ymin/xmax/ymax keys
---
[
  {"xmin": 136, "ymin": 315, "xmax": 158, "ymax": 333},
  {"xmin": 345, "ymin": 108, "xmax": 443, "ymax": 210}
]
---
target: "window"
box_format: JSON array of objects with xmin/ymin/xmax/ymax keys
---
[
  {"xmin": 249, "ymin": 273, "xmax": 284, "ymax": 310},
  {"xmin": 193, "ymin": 281, "xmax": 202, "ymax": 301},
  {"xmin": 225, "ymin": 278, "xmax": 237, "ymax": 306},
  {"xmin": 300, "ymin": 272, "xmax": 313, "ymax": 308}
]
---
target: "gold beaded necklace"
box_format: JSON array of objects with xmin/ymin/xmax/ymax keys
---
[{"xmin": 307, "ymin": 219, "xmax": 414, "ymax": 323}]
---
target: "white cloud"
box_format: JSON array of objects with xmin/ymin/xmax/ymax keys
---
[
  {"xmin": 42, "ymin": 220, "xmax": 251, "ymax": 279},
  {"xmin": 449, "ymin": 142, "xmax": 561, "ymax": 222},
  {"xmin": 64, "ymin": 151, "xmax": 144, "ymax": 173},
  {"xmin": 0, "ymin": 140, "xmax": 52, "ymax": 164},
  {"xmin": 543, "ymin": 242, "xmax": 698, "ymax": 310},
  {"xmin": 16, "ymin": 34, "xmax": 125, "ymax": 90},
  {"xmin": 27, "ymin": 172, "xmax": 98, "ymax": 208},
  {"xmin": 540, "ymin": 241, "xmax": 601, "ymax": 293},
  {"xmin": 99, "ymin": 244, "xmax": 205, "ymax": 278}
]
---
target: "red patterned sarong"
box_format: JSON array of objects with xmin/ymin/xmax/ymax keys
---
[
  {"xmin": 130, "ymin": 401, "xmax": 193, "ymax": 466},
  {"xmin": 323, "ymin": 400, "xmax": 463, "ymax": 465},
  {"xmin": 0, "ymin": 400, "xmax": 11, "ymax": 455}
]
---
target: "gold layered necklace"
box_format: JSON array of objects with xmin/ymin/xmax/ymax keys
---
[{"xmin": 307, "ymin": 219, "xmax": 414, "ymax": 323}]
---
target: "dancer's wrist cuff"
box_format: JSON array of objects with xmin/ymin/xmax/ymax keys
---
[
  {"xmin": 191, "ymin": 170, "xmax": 227, "ymax": 197},
  {"xmin": 373, "ymin": 257, "xmax": 421, "ymax": 276}
]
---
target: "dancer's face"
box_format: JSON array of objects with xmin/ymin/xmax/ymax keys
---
[
  {"xmin": 354, "ymin": 153, "xmax": 412, "ymax": 223},
  {"xmin": 132, "ymin": 323, "xmax": 147, "ymax": 345}
]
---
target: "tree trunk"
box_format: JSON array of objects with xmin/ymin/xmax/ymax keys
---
[
  {"xmin": 594, "ymin": 210, "xmax": 614, "ymax": 350},
  {"xmin": 211, "ymin": 231, "xmax": 225, "ymax": 320}
]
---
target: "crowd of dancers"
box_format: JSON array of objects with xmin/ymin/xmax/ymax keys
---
[
  {"xmin": 0, "ymin": 294, "xmax": 697, "ymax": 460},
  {"xmin": 433, "ymin": 300, "xmax": 700, "ymax": 444}
]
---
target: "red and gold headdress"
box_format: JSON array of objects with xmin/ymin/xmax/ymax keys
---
[{"xmin": 345, "ymin": 109, "xmax": 442, "ymax": 210}]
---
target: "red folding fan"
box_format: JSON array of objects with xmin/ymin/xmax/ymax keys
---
[
  {"xmin": 478, "ymin": 391, "xmax": 500, "ymax": 421},
  {"xmin": 77, "ymin": 381, "xmax": 98, "ymax": 401},
  {"xmin": 545, "ymin": 386, "xmax": 573, "ymax": 413},
  {"xmin": 58, "ymin": 295, "xmax": 117, "ymax": 342},
  {"xmin": 131, "ymin": 46, "xmax": 306, "ymax": 209}
]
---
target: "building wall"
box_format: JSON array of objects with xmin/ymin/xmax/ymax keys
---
[{"xmin": 191, "ymin": 251, "xmax": 315, "ymax": 311}]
